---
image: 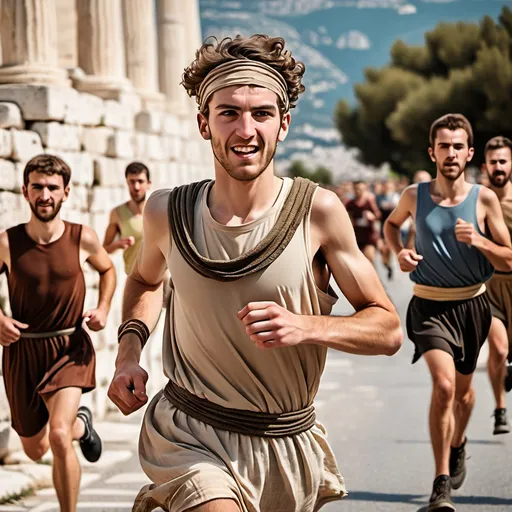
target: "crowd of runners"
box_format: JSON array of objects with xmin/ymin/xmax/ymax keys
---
[{"xmin": 1, "ymin": 33, "xmax": 512, "ymax": 512}]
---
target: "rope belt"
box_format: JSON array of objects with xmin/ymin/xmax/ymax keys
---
[
  {"xmin": 20, "ymin": 327, "xmax": 77, "ymax": 339},
  {"xmin": 413, "ymin": 282, "xmax": 486, "ymax": 301},
  {"xmin": 163, "ymin": 380, "xmax": 316, "ymax": 438}
]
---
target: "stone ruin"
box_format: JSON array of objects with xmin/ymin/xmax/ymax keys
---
[{"xmin": 0, "ymin": 0, "xmax": 214, "ymax": 452}]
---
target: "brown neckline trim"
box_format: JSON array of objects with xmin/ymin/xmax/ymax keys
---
[{"xmin": 167, "ymin": 177, "xmax": 317, "ymax": 281}]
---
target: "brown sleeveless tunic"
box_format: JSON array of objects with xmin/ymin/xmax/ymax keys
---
[
  {"xmin": 7, "ymin": 222, "xmax": 87, "ymax": 331},
  {"xmin": 2, "ymin": 221, "xmax": 96, "ymax": 437}
]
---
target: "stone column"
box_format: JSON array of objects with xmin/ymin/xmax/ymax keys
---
[
  {"xmin": 0, "ymin": 0, "xmax": 69, "ymax": 86},
  {"xmin": 55, "ymin": 0, "xmax": 78, "ymax": 70},
  {"xmin": 122, "ymin": 0, "xmax": 165, "ymax": 110},
  {"xmin": 182, "ymin": 0, "xmax": 203, "ymax": 115},
  {"xmin": 183, "ymin": 0, "xmax": 203, "ymax": 63},
  {"xmin": 156, "ymin": 0, "xmax": 195, "ymax": 116},
  {"xmin": 74, "ymin": 0, "xmax": 132, "ymax": 99}
]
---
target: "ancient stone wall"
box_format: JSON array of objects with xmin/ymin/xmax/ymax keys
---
[{"xmin": 0, "ymin": 0, "xmax": 212, "ymax": 451}]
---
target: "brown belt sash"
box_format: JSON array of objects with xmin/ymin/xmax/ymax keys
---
[
  {"xmin": 19, "ymin": 327, "xmax": 77, "ymax": 339},
  {"xmin": 164, "ymin": 380, "xmax": 316, "ymax": 437}
]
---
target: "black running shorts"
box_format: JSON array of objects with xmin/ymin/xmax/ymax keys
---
[{"xmin": 406, "ymin": 292, "xmax": 491, "ymax": 375}]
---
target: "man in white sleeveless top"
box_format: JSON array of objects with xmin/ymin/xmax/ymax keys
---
[{"xmin": 108, "ymin": 34, "xmax": 403, "ymax": 512}]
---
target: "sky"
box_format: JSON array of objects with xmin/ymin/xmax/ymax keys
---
[{"xmin": 199, "ymin": 0, "xmax": 512, "ymax": 176}]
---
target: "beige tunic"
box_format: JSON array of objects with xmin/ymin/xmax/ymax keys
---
[{"xmin": 134, "ymin": 178, "xmax": 347, "ymax": 512}]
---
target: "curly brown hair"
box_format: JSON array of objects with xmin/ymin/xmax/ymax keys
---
[{"xmin": 181, "ymin": 34, "xmax": 306, "ymax": 114}]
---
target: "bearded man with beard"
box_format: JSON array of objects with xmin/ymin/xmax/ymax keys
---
[
  {"xmin": 482, "ymin": 136, "xmax": 512, "ymax": 435},
  {"xmin": 384, "ymin": 114, "xmax": 512, "ymax": 512},
  {"xmin": 0, "ymin": 154, "xmax": 116, "ymax": 512},
  {"xmin": 103, "ymin": 162, "xmax": 152, "ymax": 275},
  {"xmin": 107, "ymin": 34, "xmax": 403, "ymax": 512}
]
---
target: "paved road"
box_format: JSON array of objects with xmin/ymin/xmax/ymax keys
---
[{"xmin": 1, "ymin": 263, "xmax": 511, "ymax": 511}]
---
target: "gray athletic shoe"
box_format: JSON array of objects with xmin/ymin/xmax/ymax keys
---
[
  {"xmin": 449, "ymin": 438, "xmax": 467, "ymax": 490},
  {"xmin": 428, "ymin": 475, "xmax": 456, "ymax": 511},
  {"xmin": 493, "ymin": 408, "xmax": 511, "ymax": 435}
]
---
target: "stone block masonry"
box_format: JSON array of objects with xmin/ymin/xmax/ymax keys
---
[
  {"xmin": 0, "ymin": 85, "xmax": 213, "ymax": 457},
  {"xmin": 0, "ymin": 0, "xmax": 208, "ymax": 464}
]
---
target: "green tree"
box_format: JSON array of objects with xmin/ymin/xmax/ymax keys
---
[
  {"xmin": 334, "ymin": 6, "xmax": 512, "ymax": 177},
  {"xmin": 286, "ymin": 160, "xmax": 333, "ymax": 185}
]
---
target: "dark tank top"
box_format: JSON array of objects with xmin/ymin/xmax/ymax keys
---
[
  {"xmin": 411, "ymin": 183, "xmax": 494, "ymax": 287},
  {"xmin": 6, "ymin": 221, "xmax": 86, "ymax": 332}
]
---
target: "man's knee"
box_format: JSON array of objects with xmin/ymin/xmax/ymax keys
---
[
  {"xmin": 22, "ymin": 438, "xmax": 50, "ymax": 461},
  {"xmin": 48, "ymin": 424, "xmax": 74, "ymax": 458},
  {"xmin": 455, "ymin": 385, "xmax": 475, "ymax": 408},
  {"xmin": 489, "ymin": 337, "xmax": 509, "ymax": 365},
  {"xmin": 432, "ymin": 375, "xmax": 455, "ymax": 407}
]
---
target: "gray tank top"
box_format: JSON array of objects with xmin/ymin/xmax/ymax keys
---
[{"xmin": 411, "ymin": 182, "xmax": 494, "ymax": 287}]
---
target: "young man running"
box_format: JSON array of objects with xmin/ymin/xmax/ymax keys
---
[
  {"xmin": 384, "ymin": 114, "xmax": 512, "ymax": 511},
  {"xmin": 108, "ymin": 34, "xmax": 402, "ymax": 512},
  {"xmin": 345, "ymin": 180, "xmax": 381, "ymax": 266},
  {"xmin": 103, "ymin": 161, "xmax": 151, "ymax": 275},
  {"xmin": 0, "ymin": 154, "xmax": 116, "ymax": 512},
  {"xmin": 481, "ymin": 136, "xmax": 512, "ymax": 435}
]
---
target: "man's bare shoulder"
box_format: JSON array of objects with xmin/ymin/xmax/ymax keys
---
[
  {"xmin": 145, "ymin": 189, "xmax": 171, "ymax": 219},
  {"xmin": 143, "ymin": 189, "xmax": 172, "ymax": 240},
  {"xmin": 401, "ymin": 183, "xmax": 419, "ymax": 198},
  {"xmin": 478, "ymin": 185, "xmax": 499, "ymax": 206},
  {"xmin": 311, "ymin": 186, "xmax": 346, "ymax": 222},
  {"xmin": 310, "ymin": 187, "xmax": 351, "ymax": 245},
  {"xmin": 80, "ymin": 225, "xmax": 101, "ymax": 252},
  {"xmin": 0, "ymin": 230, "xmax": 9, "ymax": 251}
]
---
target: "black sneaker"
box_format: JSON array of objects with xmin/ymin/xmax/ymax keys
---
[
  {"xmin": 76, "ymin": 406, "xmax": 102, "ymax": 463},
  {"xmin": 505, "ymin": 365, "xmax": 512, "ymax": 393},
  {"xmin": 449, "ymin": 438, "xmax": 467, "ymax": 490},
  {"xmin": 493, "ymin": 408, "xmax": 511, "ymax": 435},
  {"xmin": 428, "ymin": 475, "xmax": 455, "ymax": 511}
]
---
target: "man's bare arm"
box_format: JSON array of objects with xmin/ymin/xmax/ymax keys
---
[
  {"xmin": 384, "ymin": 186, "xmax": 416, "ymax": 255},
  {"xmin": 0, "ymin": 232, "xmax": 28, "ymax": 346},
  {"xmin": 103, "ymin": 210, "xmax": 135, "ymax": 253},
  {"xmin": 383, "ymin": 186, "xmax": 423, "ymax": 272},
  {"xmin": 305, "ymin": 189, "xmax": 402, "ymax": 355},
  {"xmin": 81, "ymin": 226, "xmax": 116, "ymax": 331},
  {"xmin": 240, "ymin": 189, "xmax": 403, "ymax": 355},
  {"xmin": 108, "ymin": 190, "xmax": 169, "ymax": 415}
]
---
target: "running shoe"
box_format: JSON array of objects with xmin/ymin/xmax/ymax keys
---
[
  {"xmin": 428, "ymin": 475, "xmax": 455, "ymax": 511},
  {"xmin": 493, "ymin": 408, "xmax": 511, "ymax": 435},
  {"xmin": 77, "ymin": 406, "xmax": 102, "ymax": 463},
  {"xmin": 449, "ymin": 438, "xmax": 467, "ymax": 490}
]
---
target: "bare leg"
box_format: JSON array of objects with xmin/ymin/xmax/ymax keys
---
[
  {"xmin": 452, "ymin": 372, "xmax": 475, "ymax": 448},
  {"xmin": 423, "ymin": 350, "xmax": 456, "ymax": 478},
  {"xmin": 43, "ymin": 387, "xmax": 85, "ymax": 512},
  {"xmin": 488, "ymin": 317, "xmax": 508, "ymax": 410},
  {"xmin": 185, "ymin": 499, "xmax": 241, "ymax": 512},
  {"xmin": 362, "ymin": 244, "xmax": 376, "ymax": 266},
  {"xmin": 20, "ymin": 425, "xmax": 50, "ymax": 462},
  {"xmin": 379, "ymin": 240, "xmax": 391, "ymax": 268}
]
